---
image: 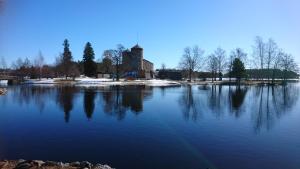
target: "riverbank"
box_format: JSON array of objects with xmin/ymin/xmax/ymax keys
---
[
  {"xmin": 22, "ymin": 78, "xmax": 181, "ymax": 87},
  {"xmin": 0, "ymin": 160, "xmax": 113, "ymax": 169},
  {"xmin": 182, "ymin": 79, "xmax": 299, "ymax": 86},
  {"xmin": 1, "ymin": 78, "xmax": 299, "ymax": 87}
]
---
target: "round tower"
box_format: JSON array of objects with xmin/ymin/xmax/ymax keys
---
[{"xmin": 131, "ymin": 44, "xmax": 144, "ymax": 70}]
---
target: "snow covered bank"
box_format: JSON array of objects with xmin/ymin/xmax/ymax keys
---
[
  {"xmin": 23, "ymin": 78, "xmax": 181, "ymax": 87},
  {"xmin": 0, "ymin": 80, "xmax": 8, "ymax": 85},
  {"xmin": 23, "ymin": 79, "xmax": 57, "ymax": 84}
]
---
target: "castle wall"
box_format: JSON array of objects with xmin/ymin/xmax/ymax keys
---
[{"xmin": 122, "ymin": 45, "xmax": 154, "ymax": 79}]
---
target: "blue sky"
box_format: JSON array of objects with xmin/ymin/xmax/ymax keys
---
[{"xmin": 0, "ymin": 0, "xmax": 299, "ymax": 69}]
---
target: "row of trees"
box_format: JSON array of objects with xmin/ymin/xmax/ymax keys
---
[
  {"xmin": 2, "ymin": 36, "xmax": 298, "ymax": 83},
  {"xmin": 0, "ymin": 39, "xmax": 108, "ymax": 79},
  {"xmin": 178, "ymin": 36, "xmax": 298, "ymax": 84},
  {"xmin": 3, "ymin": 38, "xmax": 129, "ymax": 81}
]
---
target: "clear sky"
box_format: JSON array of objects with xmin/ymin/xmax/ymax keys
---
[{"xmin": 0, "ymin": 0, "xmax": 299, "ymax": 69}]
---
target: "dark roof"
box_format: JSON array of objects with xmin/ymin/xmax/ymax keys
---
[
  {"xmin": 143, "ymin": 59, "xmax": 153, "ymax": 65},
  {"xmin": 132, "ymin": 44, "xmax": 143, "ymax": 49}
]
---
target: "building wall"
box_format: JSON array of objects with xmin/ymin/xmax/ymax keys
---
[
  {"xmin": 143, "ymin": 59, "xmax": 154, "ymax": 72},
  {"xmin": 122, "ymin": 45, "xmax": 154, "ymax": 79}
]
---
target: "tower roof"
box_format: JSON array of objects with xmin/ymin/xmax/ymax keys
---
[{"xmin": 132, "ymin": 44, "xmax": 143, "ymax": 49}]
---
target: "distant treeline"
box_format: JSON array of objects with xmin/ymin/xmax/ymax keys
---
[
  {"xmin": 245, "ymin": 69, "xmax": 299, "ymax": 79},
  {"xmin": 157, "ymin": 68, "xmax": 299, "ymax": 81}
]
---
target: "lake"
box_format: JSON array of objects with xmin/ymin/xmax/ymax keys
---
[{"xmin": 0, "ymin": 84, "xmax": 300, "ymax": 169}]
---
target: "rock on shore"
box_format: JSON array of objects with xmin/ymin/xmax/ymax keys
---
[{"xmin": 0, "ymin": 160, "xmax": 114, "ymax": 169}]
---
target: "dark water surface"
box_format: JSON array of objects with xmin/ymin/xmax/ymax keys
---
[{"xmin": 0, "ymin": 84, "xmax": 300, "ymax": 169}]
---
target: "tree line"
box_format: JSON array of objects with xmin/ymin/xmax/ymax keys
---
[
  {"xmin": 177, "ymin": 36, "xmax": 299, "ymax": 84},
  {"xmin": 1, "ymin": 39, "xmax": 125, "ymax": 81},
  {"xmin": 1, "ymin": 36, "xmax": 299, "ymax": 84}
]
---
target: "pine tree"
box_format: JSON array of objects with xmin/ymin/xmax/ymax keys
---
[
  {"xmin": 62, "ymin": 39, "xmax": 73, "ymax": 79},
  {"xmin": 231, "ymin": 58, "xmax": 246, "ymax": 84},
  {"xmin": 83, "ymin": 42, "xmax": 96, "ymax": 77}
]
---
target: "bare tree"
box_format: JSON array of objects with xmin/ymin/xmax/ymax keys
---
[
  {"xmin": 54, "ymin": 54, "xmax": 63, "ymax": 77},
  {"xmin": 265, "ymin": 38, "xmax": 278, "ymax": 83},
  {"xmin": 23, "ymin": 58, "xmax": 31, "ymax": 66},
  {"xmin": 253, "ymin": 36, "xmax": 266, "ymax": 79},
  {"xmin": 179, "ymin": 46, "xmax": 204, "ymax": 81},
  {"xmin": 101, "ymin": 50, "xmax": 113, "ymax": 74},
  {"xmin": 271, "ymin": 49, "xmax": 283, "ymax": 84},
  {"xmin": 11, "ymin": 57, "xmax": 24, "ymax": 70},
  {"xmin": 105, "ymin": 44, "xmax": 125, "ymax": 81},
  {"xmin": 214, "ymin": 47, "xmax": 227, "ymax": 81},
  {"xmin": 70, "ymin": 63, "xmax": 80, "ymax": 80},
  {"xmin": 279, "ymin": 53, "xmax": 297, "ymax": 82},
  {"xmin": 207, "ymin": 54, "xmax": 218, "ymax": 82},
  {"xmin": 161, "ymin": 63, "xmax": 166, "ymax": 70},
  {"xmin": 34, "ymin": 51, "xmax": 45, "ymax": 79}
]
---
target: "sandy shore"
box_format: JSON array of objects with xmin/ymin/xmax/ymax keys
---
[{"xmin": 0, "ymin": 160, "xmax": 113, "ymax": 169}]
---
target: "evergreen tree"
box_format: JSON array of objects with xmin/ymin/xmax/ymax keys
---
[
  {"xmin": 231, "ymin": 58, "xmax": 246, "ymax": 84},
  {"xmin": 83, "ymin": 42, "xmax": 96, "ymax": 77},
  {"xmin": 62, "ymin": 39, "xmax": 73, "ymax": 79}
]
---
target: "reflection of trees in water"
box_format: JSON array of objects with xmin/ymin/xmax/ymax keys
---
[
  {"xmin": 252, "ymin": 85, "xmax": 300, "ymax": 132},
  {"xmin": 100, "ymin": 85, "xmax": 153, "ymax": 120},
  {"xmin": 12, "ymin": 86, "xmax": 55, "ymax": 113},
  {"xmin": 229, "ymin": 86, "xmax": 248, "ymax": 118},
  {"xmin": 208, "ymin": 85, "xmax": 229, "ymax": 117},
  {"xmin": 56, "ymin": 86, "xmax": 78, "ymax": 123},
  {"xmin": 179, "ymin": 85, "xmax": 202, "ymax": 121},
  {"xmin": 84, "ymin": 89, "xmax": 97, "ymax": 120},
  {"xmin": 179, "ymin": 85, "xmax": 248, "ymax": 121}
]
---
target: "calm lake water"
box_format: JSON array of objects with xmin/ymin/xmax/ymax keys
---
[{"xmin": 0, "ymin": 84, "xmax": 300, "ymax": 169}]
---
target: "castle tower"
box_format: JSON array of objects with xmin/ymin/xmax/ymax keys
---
[{"xmin": 131, "ymin": 44, "xmax": 144, "ymax": 70}]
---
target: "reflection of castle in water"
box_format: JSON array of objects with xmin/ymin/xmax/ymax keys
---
[
  {"xmin": 55, "ymin": 85, "xmax": 154, "ymax": 121},
  {"xmin": 10, "ymin": 84, "xmax": 300, "ymax": 132},
  {"xmin": 101, "ymin": 86, "xmax": 153, "ymax": 120}
]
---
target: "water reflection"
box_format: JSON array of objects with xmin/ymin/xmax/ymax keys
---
[
  {"xmin": 208, "ymin": 85, "xmax": 226, "ymax": 117},
  {"xmin": 179, "ymin": 85, "xmax": 201, "ymax": 121},
  {"xmin": 3, "ymin": 84, "xmax": 299, "ymax": 131},
  {"xmin": 229, "ymin": 86, "xmax": 248, "ymax": 117},
  {"xmin": 178, "ymin": 84, "xmax": 299, "ymax": 132},
  {"xmin": 101, "ymin": 86, "xmax": 153, "ymax": 120},
  {"xmin": 84, "ymin": 89, "xmax": 97, "ymax": 120},
  {"xmin": 251, "ymin": 85, "xmax": 300, "ymax": 132},
  {"xmin": 56, "ymin": 86, "xmax": 78, "ymax": 122},
  {"xmin": 12, "ymin": 85, "xmax": 55, "ymax": 113},
  {"xmin": 179, "ymin": 85, "xmax": 248, "ymax": 121}
]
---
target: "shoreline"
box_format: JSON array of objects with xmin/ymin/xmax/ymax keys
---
[
  {"xmin": 1, "ymin": 78, "xmax": 299, "ymax": 87},
  {"xmin": 0, "ymin": 160, "xmax": 113, "ymax": 169}
]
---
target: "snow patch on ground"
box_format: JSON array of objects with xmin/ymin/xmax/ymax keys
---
[
  {"xmin": 23, "ymin": 78, "xmax": 181, "ymax": 87},
  {"xmin": 0, "ymin": 80, "xmax": 8, "ymax": 85},
  {"xmin": 23, "ymin": 79, "xmax": 57, "ymax": 84}
]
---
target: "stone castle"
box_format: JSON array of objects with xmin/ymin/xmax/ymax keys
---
[{"xmin": 122, "ymin": 44, "xmax": 154, "ymax": 79}]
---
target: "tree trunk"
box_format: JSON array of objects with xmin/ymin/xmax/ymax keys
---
[
  {"xmin": 116, "ymin": 64, "xmax": 120, "ymax": 81},
  {"xmin": 267, "ymin": 65, "xmax": 270, "ymax": 85},
  {"xmin": 271, "ymin": 68, "xmax": 275, "ymax": 85},
  {"xmin": 189, "ymin": 69, "xmax": 192, "ymax": 82}
]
